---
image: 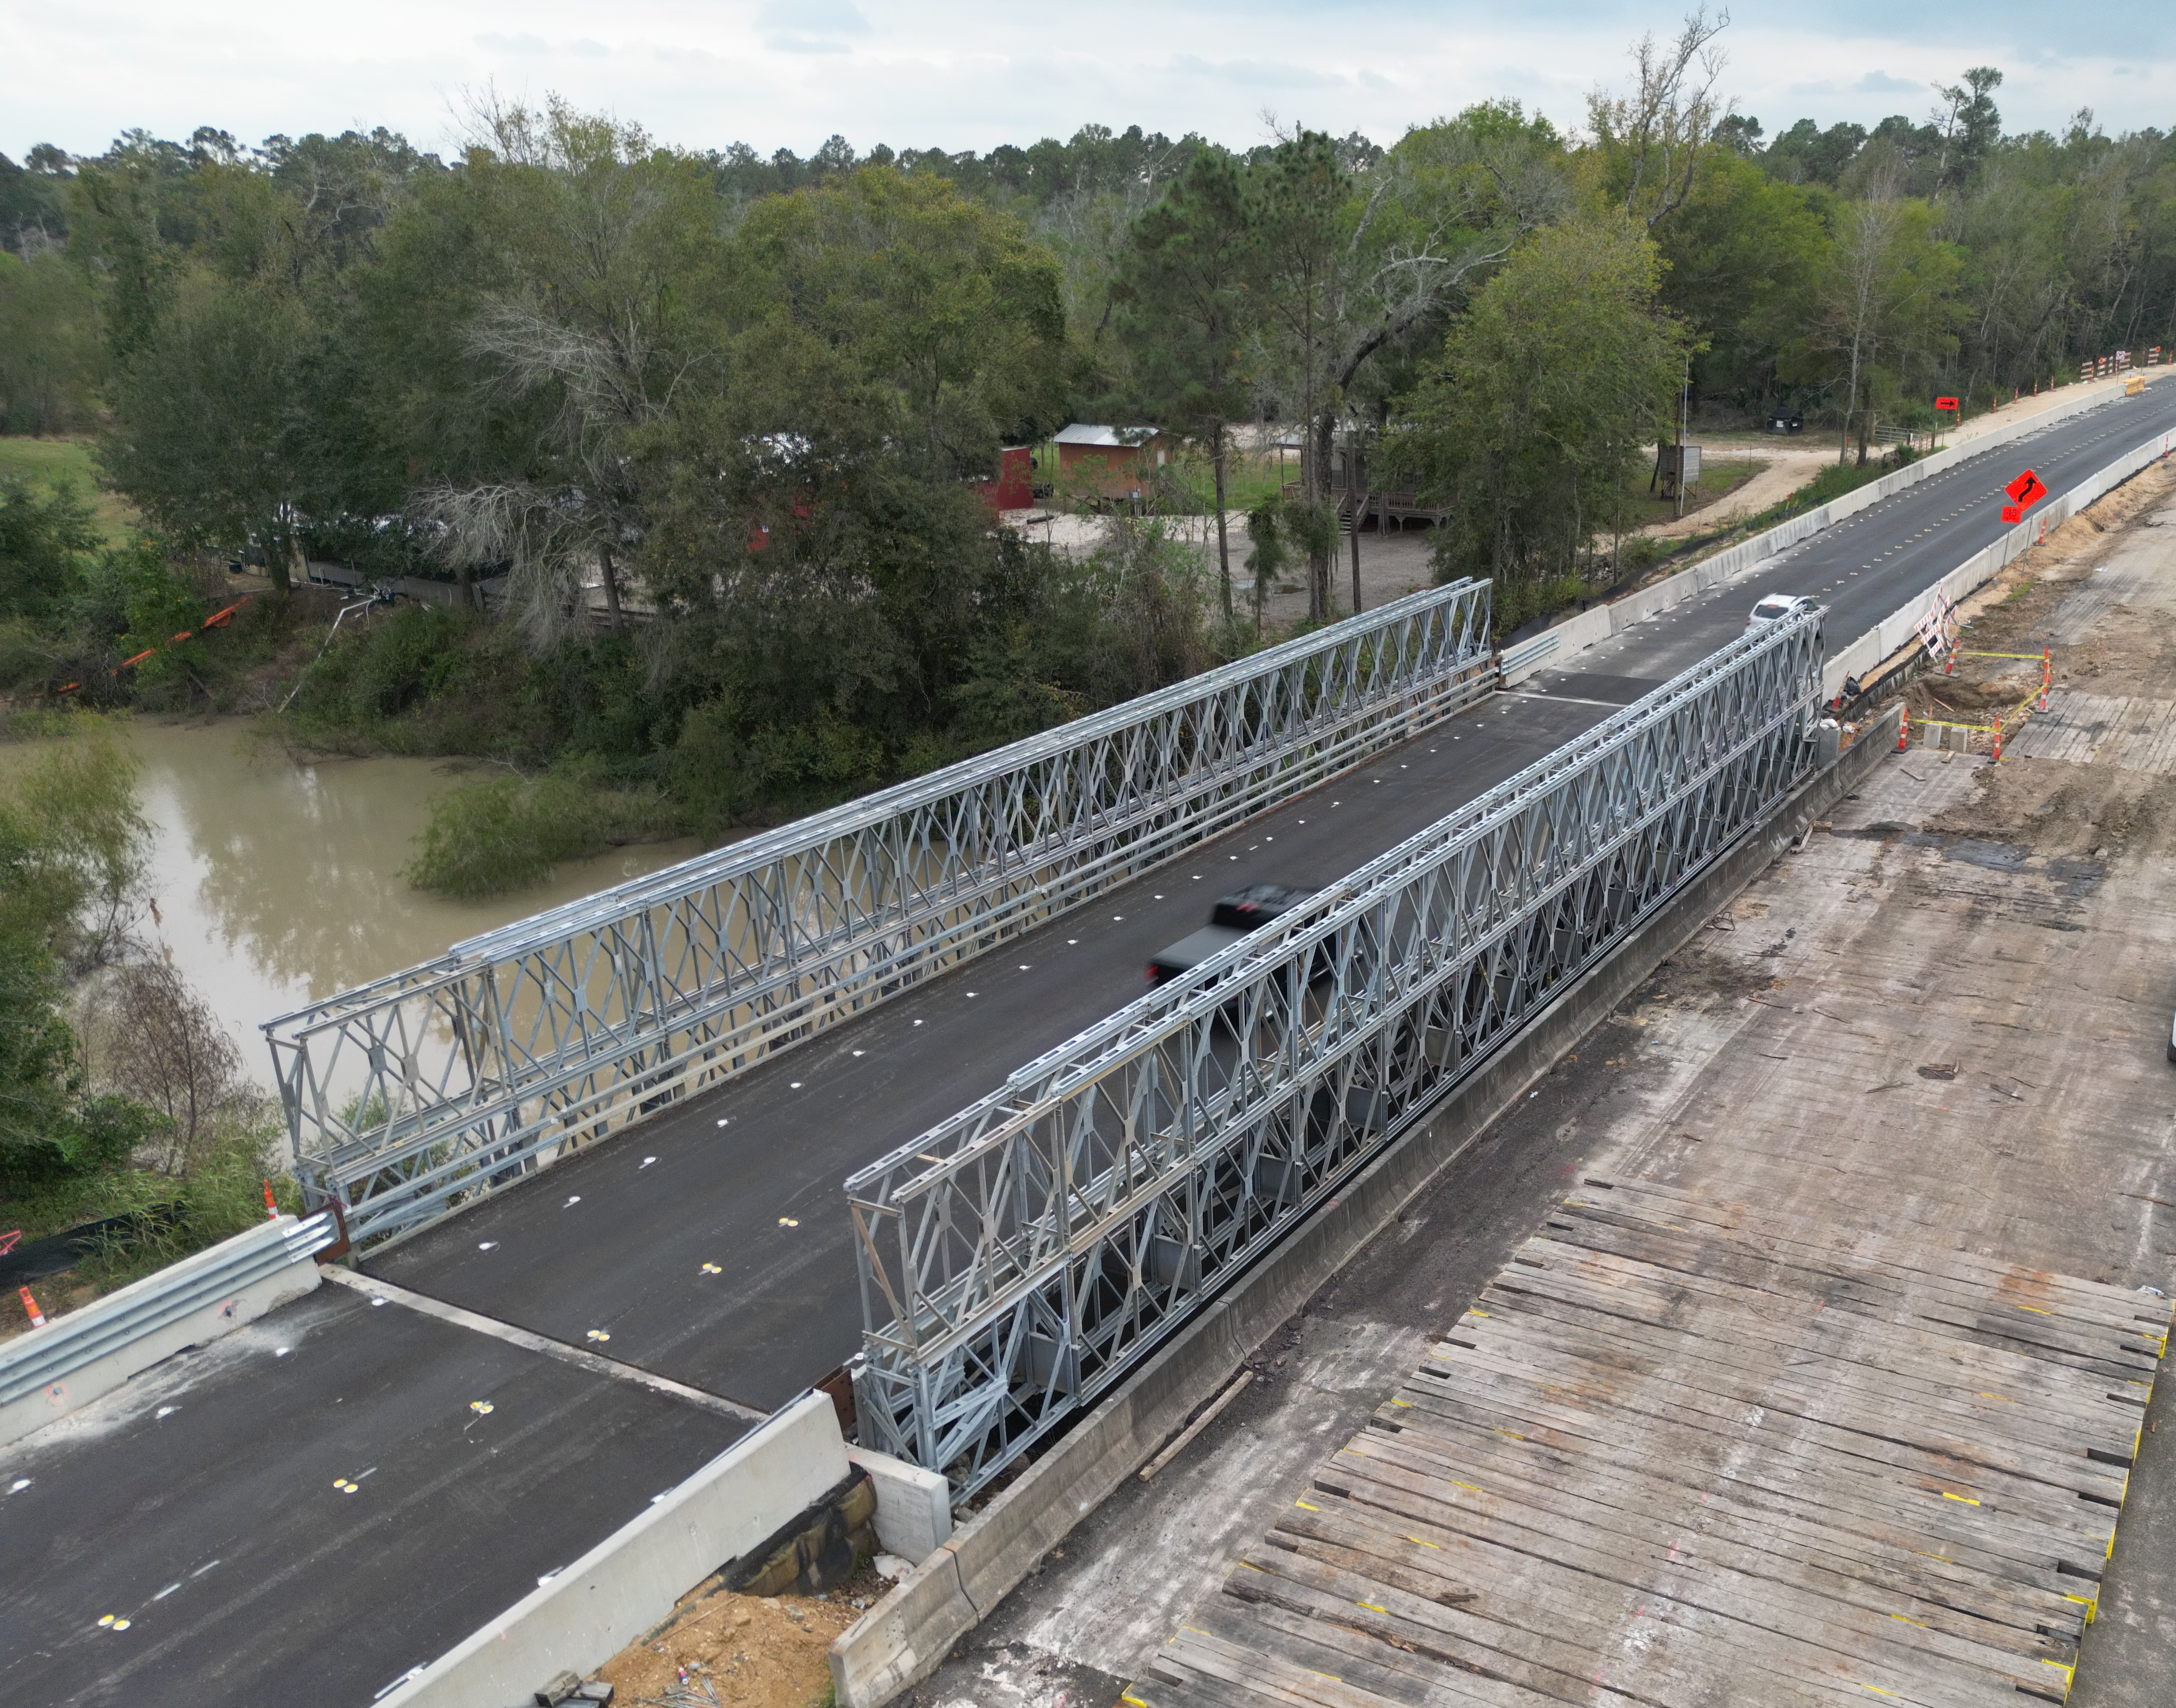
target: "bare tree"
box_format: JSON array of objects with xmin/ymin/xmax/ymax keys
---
[
  {"xmin": 414, "ymin": 478, "xmax": 606, "ymax": 649},
  {"xmin": 417, "ymin": 98, "xmax": 716, "ymax": 645},
  {"xmin": 1827, "ymin": 188, "xmax": 1903, "ymax": 464},
  {"xmin": 1590, "ymin": 7, "xmax": 1735, "ymax": 230},
  {"xmin": 89, "ymin": 957, "xmax": 267, "ymax": 1176},
  {"xmin": 1252, "ymin": 124, "xmax": 1558, "ymax": 620},
  {"xmin": 1815, "ymin": 172, "xmax": 1952, "ymax": 464}
]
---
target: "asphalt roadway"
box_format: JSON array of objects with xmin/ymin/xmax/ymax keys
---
[{"xmin": 6, "ymin": 376, "xmax": 2174, "ymax": 1708}]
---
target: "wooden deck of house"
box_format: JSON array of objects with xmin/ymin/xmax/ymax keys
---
[
  {"xmin": 1281, "ymin": 482, "xmax": 1450, "ymax": 530},
  {"xmin": 1131, "ymin": 1177, "xmax": 2169, "ymax": 1708}
]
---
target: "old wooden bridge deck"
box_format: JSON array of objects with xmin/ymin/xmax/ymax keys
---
[{"xmin": 1131, "ymin": 1178, "xmax": 2171, "ymax": 1708}]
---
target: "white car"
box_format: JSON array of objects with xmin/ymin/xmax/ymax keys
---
[{"xmin": 1748, "ymin": 593, "xmax": 1813, "ymax": 629}]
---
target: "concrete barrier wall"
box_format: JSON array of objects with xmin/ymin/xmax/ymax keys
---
[
  {"xmin": 0, "ymin": 1215, "xmax": 329, "ymax": 1452},
  {"xmin": 828, "ymin": 707, "xmax": 1904, "ymax": 1708},
  {"xmin": 381, "ymin": 1391, "xmax": 849, "ymax": 1708},
  {"xmin": 1822, "ymin": 421, "xmax": 2176, "ymax": 700},
  {"xmin": 848, "ymin": 1447, "xmax": 954, "ymax": 1565},
  {"xmin": 1500, "ymin": 374, "xmax": 2173, "ymax": 691}
]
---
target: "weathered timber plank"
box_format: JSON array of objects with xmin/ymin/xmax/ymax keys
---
[
  {"xmin": 1196, "ymin": 1592, "xmax": 1566, "ymax": 1708},
  {"xmin": 1291, "ymin": 1440, "xmax": 2088, "ymax": 1651},
  {"xmin": 1448, "ymin": 1279, "xmax": 2146, "ymax": 1451},
  {"xmin": 1435, "ymin": 1295, "xmax": 2137, "ymax": 1496},
  {"xmin": 1235, "ymin": 1538, "xmax": 1891, "ymax": 1708},
  {"xmin": 1352, "ymin": 1399, "xmax": 2111, "ymax": 1591},
  {"xmin": 1569, "ymin": 1181, "xmax": 2174, "ymax": 1335},
  {"xmin": 1302, "ymin": 1450, "xmax": 2062, "ymax": 1701},
  {"xmin": 1237, "ymin": 1527, "xmax": 2026, "ymax": 1708},
  {"xmin": 1394, "ymin": 1347, "xmax": 2126, "ymax": 1527},
  {"xmin": 1536, "ymin": 1212, "xmax": 2160, "ymax": 1357}
]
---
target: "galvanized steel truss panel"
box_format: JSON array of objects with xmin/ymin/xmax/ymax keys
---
[
  {"xmin": 266, "ymin": 581, "xmax": 1492, "ymax": 1246},
  {"xmin": 846, "ymin": 612, "xmax": 1824, "ymax": 1495}
]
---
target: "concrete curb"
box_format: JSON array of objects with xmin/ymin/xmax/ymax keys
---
[
  {"xmin": 1502, "ymin": 372, "xmax": 2174, "ymax": 690},
  {"xmin": 827, "ymin": 707, "xmax": 1904, "ymax": 1708},
  {"xmin": 378, "ymin": 1390, "xmax": 847, "ymax": 1708}
]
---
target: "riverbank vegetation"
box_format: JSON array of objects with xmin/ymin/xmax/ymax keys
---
[
  {"xmin": 1, "ymin": 728, "xmax": 291, "ymax": 1306},
  {"xmin": 3, "ymin": 20, "xmax": 2173, "ymax": 895}
]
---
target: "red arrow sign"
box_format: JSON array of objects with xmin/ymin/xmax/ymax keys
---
[
  {"xmin": 1935, "ymin": 396, "xmax": 1960, "ymax": 411},
  {"xmin": 2000, "ymin": 468, "xmax": 2048, "ymax": 522}
]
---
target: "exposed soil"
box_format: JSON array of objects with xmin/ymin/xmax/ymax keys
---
[
  {"xmin": 593, "ymin": 1568, "xmax": 889, "ymax": 1708},
  {"xmin": 1899, "ymin": 457, "xmax": 2176, "ymax": 863},
  {"xmin": 1629, "ymin": 453, "xmax": 1797, "ymax": 538}
]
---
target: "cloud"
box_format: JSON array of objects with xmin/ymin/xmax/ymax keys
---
[
  {"xmin": 9, "ymin": 1, "xmax": 2176, "ymax": 167},
  {"xmin": 1169, "ymin": 54, "xmax": 1344, "ymax": 89},
  {"xmin": 757, "ymin": 0, "xmax": 869, "ymax": 34},
  {"xmin": 758, "ymin": 0, "xmax": 867, "ymax": 55}
]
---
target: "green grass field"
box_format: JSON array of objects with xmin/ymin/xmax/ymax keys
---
[
  {"xmin": 1624, "ymin": 457, "xmax": 1763, "ymax": 532},
  {"xmin": 0, "ymin": 435, "xmax": 137, "ymax": 545}
]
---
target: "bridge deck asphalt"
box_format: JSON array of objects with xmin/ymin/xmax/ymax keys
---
[
  {"xmin": 8, "ymin": 377, "xmax": 2174, "ymax": 1707},
  {"xmin": 0, "ymin": 1286, "xmax": 745, "ymax": 1708}
]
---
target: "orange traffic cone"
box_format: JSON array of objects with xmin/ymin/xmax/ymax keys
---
[
  {"xmin": 18, "ymin": 1286, "xmax": 46, "ymax": 1328},
  {"xmin": 1897, "ymin": 707, "xmax": 1910, "ymax": 752}
]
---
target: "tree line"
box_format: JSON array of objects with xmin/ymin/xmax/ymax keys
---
[{"xmin": 2, "ymin": 21, "xmax": 2173, "ymax": 812}]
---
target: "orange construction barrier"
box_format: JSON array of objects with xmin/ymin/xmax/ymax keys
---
[{"xmin": 44, "ymin": 595, "xmax": 253, "ymax": 698}]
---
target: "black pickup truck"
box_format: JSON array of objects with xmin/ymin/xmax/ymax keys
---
[{"xmin": 1146, "ymin": 883, "xmax": 1319, "ymax": 986}]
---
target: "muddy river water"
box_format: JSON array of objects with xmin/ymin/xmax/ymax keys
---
[{"xmin": 15, "ymin": 719, "xmax": 701, "ymax": 1090}]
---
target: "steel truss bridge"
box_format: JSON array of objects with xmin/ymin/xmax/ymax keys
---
[
  {"xmin": 267, "ymin": 579, "xmax": 1492, "ymax": 1246},
  {"xmin": 847, "ymin": 611, "xmax": 1825, "ymax": 1496}
]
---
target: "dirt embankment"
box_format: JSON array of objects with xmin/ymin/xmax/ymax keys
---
[
  {"xmin": 590, "ymin": 1568, "xmax": 890, "ymax": 1708},
  {"xmin": 1900, "ymin": 456, "xmax": 2176, "ymax": 864}
]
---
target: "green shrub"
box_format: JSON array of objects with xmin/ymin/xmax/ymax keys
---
[
  {"xmin": 1491, "ymin": 574, "xmax": 1598, "ymax": 641},
  {"xmin": 70, "ymin": 1123, "xmax": 297, "ymax": 1291},
  {"xmin": 406, "ymin": 761, "xmax": 687, "ymax": 897},
  {"xmin": 666, "ymin": 699, "xmax": 888, "ymax": 835}
]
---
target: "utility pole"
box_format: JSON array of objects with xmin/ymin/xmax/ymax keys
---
[{"xmin": 1674, "ymin": 359, "xmax": 1689, "ymax": 522}]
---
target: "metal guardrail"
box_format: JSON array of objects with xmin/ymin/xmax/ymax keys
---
[
  {"xmin": 0, "ymin": 1212, "xmax": 339, "ymax": 1409},
  {"xmin": 846, "ymin": 610, "xmax": 1824, "ymax": 1495},
  {"xmin": 1496, "ymin": 631, "xmax": 1560, "ymax": 678},
  {"xmin": 267, "ymin": 580, "xmax": 1495, "ymax": 1248}
]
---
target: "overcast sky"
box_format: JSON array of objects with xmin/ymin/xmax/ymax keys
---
[{"xmin": 6, "ymin": 0, "xmax": 2170, "ymax": 164}]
